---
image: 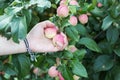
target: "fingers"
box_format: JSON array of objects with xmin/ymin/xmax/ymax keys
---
[
  {"xmin": 40, "ymin": 20, "xmax": 55, "ymax": 28},
  {"xmin": 48, "ymin": 36, "xmax": 68, "ymax": 52},
  {"xmin": 62, "ymin": 33, "xmax": 68, "ymax": 49},
  {"xmin": 60, "ymin": 33, "xmax": 68, "ymax": 50},
  {"xmin": 45, "ymin": 20, "xmax": 55, "ymax": 28},
  {"xmin": 43, "ymin": 21, "xmax": 68, "ymax": 51},
  {"xmin": 36, "ymin": 20, "xmax": 68, "ymax": 52}
]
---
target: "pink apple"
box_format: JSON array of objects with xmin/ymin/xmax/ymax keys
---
[
  {"xmin": 60, "ymin": 0, "xmax": 66, "ymax": 5},
  {"xmin": 33, "ymin": 67, "xmax": 40, "ymax": 75},
  {"xmin": 69, "ymin": 16, "xmax": 78, "ymax": 26},
  {"xmin": 57, "ymin": 5, "xmax": 69, "ymax": 17},
  {"xmin": 69, "ymin": 0, "xmax": 79, "ymax": 6},
  {"xmin": 48, "ymin": 66, "xmax": 59, "ymax": 77},
  {"xmin": 78, "ymin": 14, "xmax": 88, "ymax": 24},
  {"xmin": 53, "ymin": 33, "xmax": 65, "ymax": 48},
  {"xmin": 69, "ymin": 45, "xmax": 77, "ymax": 52},
  {"xmin": 44, "ymin": 27, "xmax": 57, "ymax": 39},
  {"xmin": 97, "ymin": 2, "xmax": 102, "ymax": 7},
  {"xmin": 58, "ymin": 72, "xmax": 64, "ymax": 80}
]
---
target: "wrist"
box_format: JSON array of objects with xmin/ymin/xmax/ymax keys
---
[
  {"xmin": 19, "ymin": 40, "xmax": 27, "ymax": 53},
  {"xmin": 24, "ymin": 37, "xmax": 37, "ymax": 61},
  {"xmin": 26, "ymin": 35, "xmax": 34, "ymax": 52},
  {"xmin": 0, "ymin": 35, "xmax": 27, "ymax": 55}
]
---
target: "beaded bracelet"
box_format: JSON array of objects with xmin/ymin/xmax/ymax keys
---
[{"xmin": 24, "ymin": 38, "xmax": 37, "ymax": 61}]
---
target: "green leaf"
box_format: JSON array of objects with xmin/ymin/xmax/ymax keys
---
[
  {"xmin": 92, "ymin": 0, "xmax": 97, "ymax": 7},
  {"xmin": 55, "ymin": 0, "xmax": 60, "ymax": 4},
  {"xmin": 18, "ymin": 54, "xmax": 31, "ymax": 77},
  {"xmin": 0, "ymin": 1, "xmax": 7, "ymax": 15},
  {"xmin": 105, "ymin": 72, "xmax": 113, "ymax": 80},
  {"xmin": 5, "ymin": 7, "xmax": 23, "ymax": 15},
  {"xmin": 0, "ymin": 76, "xmax": 2, "ymax": 80},
  {"xmin": 71, "ymin": 59, "xmax": 88, "ymax": 78},
  {"xmin": 105, "ymin": 65, "xmax": 120, "ymax": 80},
  {"xmin": 73, "ymin": 49, "xmax": 86, "ymax": 60},
  {"xmin": 22, "ymin": 9, "xmax": 32, "ymax": 26},
  {"xmin": 93, "ymin": 55, "xmax": 114, "ymax": 72},
  {"xmin": 10, "ymin": 17, "xmax": 19, "ymax": 42},
  {"xmin": 0, "ymin": 14, "xmax": 13, "ymax": 30},
  {"xmin": 18, "ymin": 16, "xmax": 27, "ymax": 39},
  {"xmin": 97, "ymin": 0, "xmax": 104, "ymax": 3},
  {"xmin": 89, "ymin": 16, "xmax": 100, "ymax": 31},
  {"xmin": 37, "ymin": 0, "xmax": 51, "ymax": 8},
  {"xmin": 63, "ymin": 50, "xmax": 73, "ymax": 59},
  {"xmin": 5, "ymin": 67, "xmax": 18, "ymax": 76},
  {"xmin": 106, "ymin": 27, "xmax": 119, "ymax": 44},
  {"xmin": 65, "ymin": 26, "xmax": 79, "ymax": 42},
  {"xmin": 34, "ymin": 55, "xmax": 45, "ymax": 67},
  {"xmin": 109, "ymin": 4, "xmax": 120, "ymax": 18},
  {"xmin": 80, "ymin": 3, "xmax": 89, "ymax": 13},
  {"xmin": 70, "ymin": 26, "xmax": 79, "ymax": 37},
  {"xmin": 51, "ymin": 4, "xmax": 57, "ymax": 9},
  {"xmin": 79, "ymin": 37, "xmax": 101, "ymax": 53},
  {"xmin": 60, "ymin": 65, "xmax": 74, "ymax": 80},
  {"xmin": 3, "ymin": 73, "xmax": 10, "ymax": 79},
  {"xmin": 69, "ymin": 6, "xmax": 77, "ymax": 14},
  {"xmin": 4, "ymin": 63, "xmax": 18, "ymax": 76},
  {"xmin": 30, "ymin": 14, "xmax": 40, "ymax": 26},
  {"xmin": 101, "ymin": 16, "xmax": 114, "ymax": 30},
  {"xmin": 75, "ymin": 24, "xmax": 88, "ymax": 36},
  {"xmin": 90, "ymin": 7, "xmax": 104, "ymax": 17},
  {"xmin": 10, "ymin": 0, "xmax": 21, "ymax": 6},
  {"xmin": 10, "ymin": 16, "xmax": 27, "ymax": 42},
  {"xmin": 114, "ymin": 48, "xmax": 120, "ymax": 57},
  {"xmin": 87, "ymin": 4, "xmax": 94, "ymax": 11},
  {"xmin": 0, "ymin": 61, "xmax": 4, "ymax": 71},
  {"xmin": 111, "ymin": 65, "xmax": 120, "ymax": 80},
  {"xmin": 61, "ymin": 18, "xmax": 70, "ymax": 28},
  {"xmin": 12, "ymin": 54, "xmax": 31, "ymax": 77},
  {"xmin": 98, "ymin": 41, "xmax": 113, "ymax": 54},
  {"xmin": 29, "ymin": 0, "xmax": 51, "ymax": 8}
]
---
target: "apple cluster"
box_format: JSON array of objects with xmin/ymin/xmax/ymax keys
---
[
  {"xmin": 57, "ymin": 0, "xmax": 89, "ymax": 26},
  {"xmin": 44, "ymin": 26, "xmax": 65, "ymax": 49}
]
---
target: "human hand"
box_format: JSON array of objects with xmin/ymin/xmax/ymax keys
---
[{"xmin": 27, "ymin": 21, "xmax": 68, "ymax": 53}]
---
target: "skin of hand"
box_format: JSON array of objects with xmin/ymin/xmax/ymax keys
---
[{"xmin": 27, "ymin": 20, "xmax": 68, "ymax": 53}]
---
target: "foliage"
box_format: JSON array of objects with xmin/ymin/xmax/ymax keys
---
[{"xmin": 0, "ymin": 0, "xmax": 120, "ymax": 80}]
